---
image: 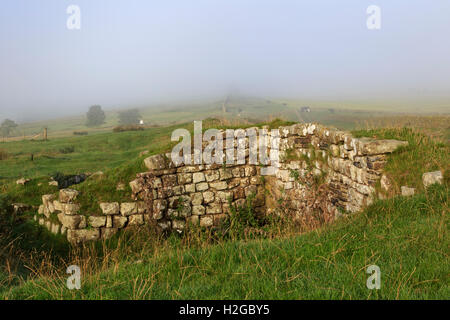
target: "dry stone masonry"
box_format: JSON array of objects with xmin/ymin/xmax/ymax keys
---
[{"xmin": 35, "ymin": 122, "xmax": 444, "ymax": 244}]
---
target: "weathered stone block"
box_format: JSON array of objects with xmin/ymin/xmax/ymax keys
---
[
  {"xmin": 120, "ymin": 202, "xmax": 138, "ymax": 216},
  {"xmin": 205, "ymin": 170, "xmax": 220, "ymax": 182},
  {"xmin": 137, "ymin": 201, "xmax": 148, "ymax": 214},
  {"xmin": 144, "ymin": 154, "xmax": 169, "ymax": 170},
  {"xmin": 192, "ymin": 205, "xmax": 206, "ymax": 216},
  {"xmin": 113, "ymin": 216, "xmax": 128, "ymax": 228},
  {"xmin": 203, "ymin": 191, "xmax": 215, "ymax": 203},
  {"xmin": 193, "ymin": 172, "xmax": 206, "ymax": 183},
  {"xmin": 153, "ymin": 199, "xmax": 167, "ymax": 220},
  {"xmin": 53, "ymin": 200, "xmax": 64, "ymax": 212},
  {"xmin": 196, "ymin": 182, "xmax": 209, "ymax": 192},
  {"xmin": 59, "ymin": 189, "xmax": 79, "ymax": 203},
  {"xmin": 210, "ymin": 181, "xmax": 227, "ymax": 190},
  {"xmin": 88, "ymin": 216, "xmax": 106, "ymax": 228},
  {"xmin": 42, "ymin": 194, "xmax": 56, "ymax": 207},
  {"xmin": 217, "ymin": 191, "xmax": 233, "ymax": 203},
  {"xmin": 63, "ymin": 203, "xmax": 81, "ymax": 215},
  {"xmin": 184, "ymin": 183, "xmax": 196, "ymax": 193},
  {"xmin": 200, "ymin": 216, "xmax": 213, "ymax": 227},
  {"xmin": 190, "ymin": 193, "xmax": 203, "ymax": 205},
  {"xmin": 358, "ymin": 138, "xmax": 408, "ymax": 155},
  {"xmin": 100, "ymin": 202, "xmax": 120, "ymax": 215},
  {"xmin": 206, "ymin": 202, "xmax": 222, "ymax": 214},
  {"xmin": 129, "ymin": 179, "xmax": 140, "ymax": 193},
  {"xmin": 57, "ymin": 213, "xmax": 86, "ymax": 230}
]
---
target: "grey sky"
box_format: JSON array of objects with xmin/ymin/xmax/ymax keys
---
[{"xmin": 1, "ymin": 0, "xmax": 449, "ymax": 122}]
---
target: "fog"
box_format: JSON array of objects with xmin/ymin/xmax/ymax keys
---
[{"xmin": 1, "ymin": 0, "xmax": 449, "ymax": 122}]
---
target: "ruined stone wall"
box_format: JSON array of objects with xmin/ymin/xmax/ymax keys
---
[{"xmin": 35, "ymin": 123, "xmax": 408, "ymax": 243}]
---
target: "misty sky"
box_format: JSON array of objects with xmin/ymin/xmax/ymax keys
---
[{"xmin": 1, "ymin": 0, "xmax": 449, "ymax": 122}]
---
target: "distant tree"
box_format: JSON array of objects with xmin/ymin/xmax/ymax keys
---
[
  {"xmin": 0, "ymin": 119, "xmax": 18, "ymax": 137},
  {"xmin": 86, "ymin": 105, "xmax": 106, "ymax": 127},
  {"xmin": 118, "ymin": 109, "xmax": 141, "ymax": 125}
]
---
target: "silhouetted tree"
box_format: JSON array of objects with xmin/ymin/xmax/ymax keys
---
[
  {"xmin": 0, "ymin": 119, "xmax": 18, "ymax": 137},
  {"xmin": 86, "ymin": 105, "xmax": 106, "ymax": 127}
]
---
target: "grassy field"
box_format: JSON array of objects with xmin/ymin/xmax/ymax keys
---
[
  {"xmin": 6, "ymin": 96, "xmax": 448, "ymax": 142},
  {"xmin": 0, "ymin": 114, "xmax": 448, "ymax": 300}
]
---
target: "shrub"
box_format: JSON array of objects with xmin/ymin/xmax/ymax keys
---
[
  {"xmin": 73, "ymin": 131, "xmax": 88, "ymax": 136},
  {"xmin": 113, "ymin": 125, "xmax": 144, "ymax": 133}
]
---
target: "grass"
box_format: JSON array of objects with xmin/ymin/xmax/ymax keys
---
[{"xmin": 1, "ymin": 184, "xmax": 448, "ymax": 299}]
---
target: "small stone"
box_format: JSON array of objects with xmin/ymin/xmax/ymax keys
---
[
  {"xmin": 116, "ymin": 183, "xmax": 126, "ymax": 191},
  {"xmin": 401, "ymin": 186, "xmax": 415, "ymax": 197},
  {"xmin": 380, "ymin": 175, "xmax": 392, "ymax": 192},
  {"xmin": 422, "ymin": 171, "xmax": 443, "ymax": 188},
  {"xmin": 16, "ymin": 178, "xmax": 30, "ymax": 185}
]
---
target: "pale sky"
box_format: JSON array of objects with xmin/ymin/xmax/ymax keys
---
[{"xmin": 1, "ymin": 0, "xmax": 449, "ymax": 122}]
